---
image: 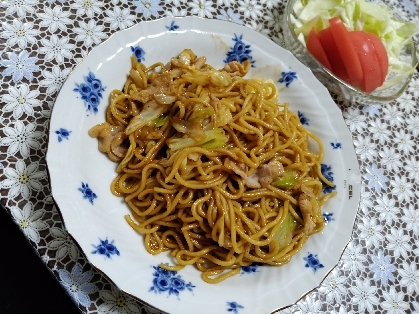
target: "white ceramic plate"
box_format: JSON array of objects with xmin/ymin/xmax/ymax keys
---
[{"xmin": 47, "ymin": 16, "xmax": 361, "ymax": 314}]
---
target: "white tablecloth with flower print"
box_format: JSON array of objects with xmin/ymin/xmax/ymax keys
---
[{"xmin": 1, "ymin": 0, "xmax": 419, "ymax": 313}]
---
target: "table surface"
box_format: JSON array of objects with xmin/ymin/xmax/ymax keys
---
[{"xmin": 1, "ymin": 1, "xmax": 418, "ymax": 313}]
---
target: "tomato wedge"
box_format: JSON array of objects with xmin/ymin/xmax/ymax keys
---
[
  {"xmin": 348, "ymin": 31, "xmax": 382, "ymax": 93},
  {"xmin": 306, "ymin": 28, "xmax": 332, "ymax": 71},
  {"xmin": 366, "ymin": 32, "xmax": 389, "ymax": 85},
  {"xmin": 328, "ymin": 17, "xmax": 363, "ymax": 88},
  {"xmin": 304, "ymin": 17, "xmax": 389, "ymax": 93},
  {"xmin": 318, "ymin": 27, "xmax": 350, "ymax": 84}
]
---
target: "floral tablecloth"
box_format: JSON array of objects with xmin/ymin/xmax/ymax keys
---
[{"xmin": 1, "ymin": 0, "xmax": 419, "ymax": 313}]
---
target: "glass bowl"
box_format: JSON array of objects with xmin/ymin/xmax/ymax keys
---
[{"xmin": 283, "ymin": 0, "xmax": 418, "ymax": 103}]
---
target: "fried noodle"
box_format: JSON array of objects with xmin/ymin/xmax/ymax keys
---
[{"xmin": 89, "ymin": 49, "xmax": 335, "ymax": 284}]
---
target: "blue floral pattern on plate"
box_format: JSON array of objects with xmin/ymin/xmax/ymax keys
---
[
  {"xmin": 298, "ymin": 111, "xmax": 309, "ymax": 126},
  {"xmin": 224, "ymin": 34, "xmax": 255, "ymax": 67},
  {"xmin": 321, "ymin": 164, "xmax": 336, "ymax": 194},
  {"xmin": 323, "ymin": 212, "xmax": 335, "ymax": 224},
  {"xmin": 92, "ymin": 238, "xmax": 120, "ymax": 258},
  {"xmin": 304, "ymin": 253, "xmax": 324, "ymax": 273},
  {"xmin": 278, "ymin": 71, "xmax": 297, "ymax": 87},
  {"xmin": 131, "ymin": 45, "xmax": 145, "ymax": 62},
  {"xmin": 331, "ymin": 141, "xmax": 342, "ymax": 149},
  {"xmin": 149, "ymin": 265, "xmax": 195, "ymax": 298},
  {"xmin": 73, "ymin": 71, "xmax": 105, "ymax": 115},
  {"xmin": 166, "ymin": 21, "xmax": 179, "ymax": 31},
  {"xmin": 241, "ymin": 264, "xmax": 259, "ymax": 275},
  {"xmin": 55, "ymin": 128, "xmax": 71, "ymax": 142},
  {"xmin": 78, "ymin": 182, "xmax": 97, "ymax": 204},
  {"xmin": 227, "ymin": 302, "xmax": 244, "ymax": 313}
]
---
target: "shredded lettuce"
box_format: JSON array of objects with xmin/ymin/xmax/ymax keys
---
[{"xmin": 291, "ymin": 0, "xmax": 419, "ymax": 89}]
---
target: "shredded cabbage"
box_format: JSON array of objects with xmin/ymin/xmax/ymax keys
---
[
  {"xmin": 271, "ymin": 170, "xmax": 299, "ymax": 188},
  {"xmin": 182, "ymin": 68, "xmax": 232, "ymax": 87},
  {"xmin": 148, "ymin": 114, "xmax": 168, "ymax": 127},
  {"xmin": 188, "ymin": 104, "xmax": 215, "ymax": 123},
  {"xmin": 167, "ymin": 128, "xmax": 228, "ymax": 151},
  {"xmin": 291, "ymin": 0, "xmax": 418, "ymax": 89},
  {"xmin": 125, "ymin": 101, "xmax": 169, "ymax": 135},
  {"xmin": 214, "ymin": 104, "xmax": 233, "ymax": 127},
  {"xmin": 172, "ymin": 116, "xmax": 206, "ymax": 141},
  {"xmin": 274, "ymin": 213, "xmax": 300, "ymax": 250}
]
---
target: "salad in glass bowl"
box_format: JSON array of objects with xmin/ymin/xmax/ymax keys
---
[{"xmin": 283, "ymin": 0, "xmax": 418, "ymax": 103}]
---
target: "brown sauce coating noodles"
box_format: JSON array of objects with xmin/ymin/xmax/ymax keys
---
[{"xmin": 89, "ymin": 49, "xmax": 335, "ymax": 284}]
